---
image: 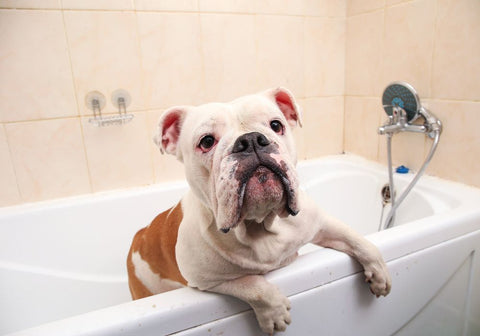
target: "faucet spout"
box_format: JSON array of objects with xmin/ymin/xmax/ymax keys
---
[{"xmin": 378, "ymin": 124, "xmax": 402, "ymax": 135}]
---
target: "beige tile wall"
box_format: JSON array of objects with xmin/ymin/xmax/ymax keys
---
[
  {"xmin": 1, "ymin": 0, "xmax": 478, "ymax": 207},
  {"xmin": 344, "ymin": 0, "xmax": 480, "ymax": 188},
  {"xmin": 0, "ymin": 0, "xmax": 346, "ymax": 206}
]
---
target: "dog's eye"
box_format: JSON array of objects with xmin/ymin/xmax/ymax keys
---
[
  {"xmin": 198, "ymin": 135, "xmax": 216, "ymax": 152},
  {"xmin": 270, "ymin": 120, "xmax": 284, "ymax": 135}
]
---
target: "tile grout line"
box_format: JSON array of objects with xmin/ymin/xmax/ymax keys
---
[
  {"xmin": 376, "ymin": 4, "xmax": 387, "ymax": 162},
  {"xmin": 132, "ymin": 2, "xmax": 157, "ymax": 185},
  {"xmin": 2, "ymin": 95, "xmax": 478, "ymax": 126},
  {"xmin": 429, "ymin": 0, "xmax": 439, "ymax": 101},
  {"xmin": 0, "ymin": 6, "xmax": 345, "ymax": 19},
  {"xmin": 61, "ymin": 6, "xmax": 94, "ymax": 194},
  {"xmin": 1, "ymin": 123, "xmax": 23, "ymax": 203},
  {"xmin": 425, "ymin": 0, "xmax": 440, "ymax": 160}
]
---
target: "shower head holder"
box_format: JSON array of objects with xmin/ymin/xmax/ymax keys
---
[
  {"xmin": 378, "ymin": 81, "xmax": 441, "ymax": 137},
  {"xmin": 382, "ymin": 81, "xmax": 421, "ymax": 122}
]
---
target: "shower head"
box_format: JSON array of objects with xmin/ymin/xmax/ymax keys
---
[{"xmin": 382, "ymin": 81, "xmax": 421, "ymax": 122}]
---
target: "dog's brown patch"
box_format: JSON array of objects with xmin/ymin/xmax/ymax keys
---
[{"xmin": 127, "ymin": 202, "xmax": 187, "ymax": 300}]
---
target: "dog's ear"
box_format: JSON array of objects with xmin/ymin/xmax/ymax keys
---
[
  {"xmin": 266, "ymin": 87, "xmax": 303, "ymax": 128},
  {"xmin": 154, "ymin": 106, "xmax": 189, "ymax": 156}
]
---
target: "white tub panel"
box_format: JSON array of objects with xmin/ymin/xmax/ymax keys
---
[
  {"xmin": 0, "ymin": 268, "xmax": 128, "ymax": 334},
  {"xmin": 395, "ymin": 253, "xmax": 473, "ymax": 336},
  {"xmin": 171, "ymin": 230, "xmax": 480, "ymax": 336}
]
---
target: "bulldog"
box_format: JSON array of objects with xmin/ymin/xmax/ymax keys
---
[{"xmin": 127, "ymin": 88, "xmax": 391, "ymax": 334}]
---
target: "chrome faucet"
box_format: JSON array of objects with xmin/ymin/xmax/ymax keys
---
[
  {"xmin": 378, "ymin": 106, "xmax": 441, "ymax": 137},
  {"xmin": 378, "ymin": 107, "xmax": 425, "ymax": 135},
  {"xmin": 377, "ymin": 81, "xmax": 442, "ymax": 230}
]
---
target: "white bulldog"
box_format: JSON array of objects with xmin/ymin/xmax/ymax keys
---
[{"xmin": 127, "ymin": 88, "xmax": 391, "ymax": 334}]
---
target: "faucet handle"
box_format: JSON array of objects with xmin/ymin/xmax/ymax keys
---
[{"xmin": 392, "ymin": 106, "xmax": 407, "ymax": 123}]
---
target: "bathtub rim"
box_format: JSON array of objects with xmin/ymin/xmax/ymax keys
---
[{"xmin": 8, "ymin": 204, "xmax": 480, "ymax": 336}]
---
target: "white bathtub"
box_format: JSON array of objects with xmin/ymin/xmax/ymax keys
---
[{"xmin": 1, "ymin": 154, "xmax": 480, "ymax": 335}]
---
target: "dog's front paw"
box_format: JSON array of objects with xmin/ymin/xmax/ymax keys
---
[
  {"xmin": 252, "ymin": 288, "xmax": 291, "ymax": 334},
  {"xmin": 364, "ymin": 260, "xmax": 391, "ymax": 297}
]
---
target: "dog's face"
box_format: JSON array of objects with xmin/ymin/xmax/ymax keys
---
[{"xmin": 155, "ymin": 88, "xmax": 303, "ymax": 232}]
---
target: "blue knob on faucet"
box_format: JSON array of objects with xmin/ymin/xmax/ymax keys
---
[{"xmin": 396, "ymin": 165, "xmax": 409, "ymax": 174}]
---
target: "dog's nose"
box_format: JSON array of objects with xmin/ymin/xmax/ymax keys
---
[{"xmin": 232, "ymin": 132, "xmax": 271, "ymax": 153}]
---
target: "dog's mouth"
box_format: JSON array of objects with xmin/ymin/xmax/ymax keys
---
[
  {"xmin": 239, "ymin": 164, "xmax": 298, "ymax": 216},
  {"xmin": 217, "ymin": 161, "xmax": 298, "ymax": 233}
]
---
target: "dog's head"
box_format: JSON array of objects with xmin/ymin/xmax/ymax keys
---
[{"xmin": 154, "ymin": 88, "xmax": 302, "ymax": 232}]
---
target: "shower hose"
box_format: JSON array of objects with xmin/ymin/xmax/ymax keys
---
[{"xmin": 381, "ymin": 129, "xmax": 441, "ymax": 230}]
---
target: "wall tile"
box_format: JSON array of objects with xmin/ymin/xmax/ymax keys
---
[
  {"xmin": 0, "ymin": 10, "xmax": 77, "ymax": 122},
  {"xmin": 253, "ymin": 0, "xmax": 307, "ymax": 16},
  {"xmin": 302, "ymin": 97, "xmax": 344, "ymax": 158},
  {"xmin": 199, "ymin": 0, "xmax": 346, "ymax": 17},
  {"xmin": 425, "ymin": 100, "xmax": 480, "ymax": 188},
  {"xmin": 64, "ymin": 11, "xmax": 145, "ymax": 116},
  {"xmin": 6, "ymin": 118, "xmax": 91, "ymax": 202},
  {"xmin": 0, "ymin": 0, "xmax": 60, "ymax": 9},
  {"xmin": 137, "ymin": 12, "xmax": 204, "ymax": 109},
  {"xmin": 81, "ymin": 112, "xmax": 153, "ymax": 192},
  {"xmin": 256, "ymin": 15, "xmax": 305, "ymax": 98},
  {"xmin": 345, "ymin": 10, "xmax": 384, "ymax": 96},
  {"xmin": 305, "ymin": 17, "xmax": 345, "ymax": 97},
  {"xmin": 382, "ymin": 0, "xmax": 436, "ymax": 98},
  {"xmin": 431, "ymin": 0, "xmax": 480, "ymax": 101},
  {"xmin": 386, "ymin": 0, "xmax": 409, "ymax": 5},
  {"xmin": 200, "ymin": 14, "xmax": 259, "ymax": 102},
  {"xmin": 0, "ymin": 125, "xmax": 21, "ymax": 206},
  {"xmin": 344, "ymin": 96, "xmax": 383, "ymax": 161},
  {"xmin": 147, "ymin": 110, "xmax": 185, "ymax": 183},
  {"xmin": 135, "ymin": 0, "xmax": 198, "ymax": 11},
  {"xmin": 311, "ymin": 0, "xmax": 347, "ymax": 18},
  {"xmin": 199, "ymin": 0, "xmax": 254, "ymax": 13},
  {"xmin": 62, "ymin": 0, "xmax": 134, "ymax": 10},
  {"xmin": 347, "ymin": 0, "xmax": 384, "ymax": 16}
]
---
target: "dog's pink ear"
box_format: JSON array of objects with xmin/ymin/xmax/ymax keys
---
[
  {"xmin": 154, "ymin": 107, "xmax": 188, "ymax": 156},
  {"xmin": 267, "ymin": 87, "xmax": 303, "ymax": 128}
]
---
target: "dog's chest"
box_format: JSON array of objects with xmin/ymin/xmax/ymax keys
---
[{"xmin": 220, "ymin": 221, "xmax": 308, "ymax": 272}]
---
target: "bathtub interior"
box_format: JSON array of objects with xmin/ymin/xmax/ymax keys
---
[
  {"xmin": 0, "ymin": 182, "xmax": 187, "ymax": 334},
  {"xmin": 298, "ymin": 159, "xmax": 461, "ymax": 235},
  {"xmin": 0, "ymin": 155, "xmax": 475, "ymax": 334}
]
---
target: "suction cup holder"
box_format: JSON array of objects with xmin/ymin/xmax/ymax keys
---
[
  {"xmin": 86, "ymin": 89, "xmax": 134, "ymax": 127},
  {"xmin": 85, "ymin": 91, "xmax": 106, "ymax": 116},
  {"xmin": 382, "ymin": 81, "xmax": 421, "ymax": 122},
  {"xmin": 111, "ymin": 89, "xmax": 131, "ymax": 110}
]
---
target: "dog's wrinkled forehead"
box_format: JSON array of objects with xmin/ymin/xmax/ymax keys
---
[
  {"xmin": 187, "ymin": 96, "xmax": 282, "ymax": 142},
  {"xmin": 155, "ymin": 87, "xmax": 302, "ymax": 160},
  {"xmin": 184, "ymin": 103, "xmax": 232, "ymax": 139}
]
